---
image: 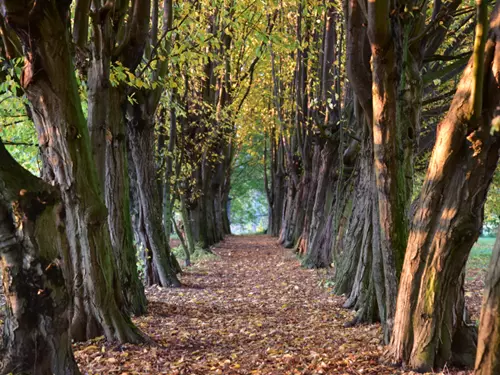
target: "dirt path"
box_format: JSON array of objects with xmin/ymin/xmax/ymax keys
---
[{"xmin": 74, "ymin": 236, "xmax": 440, "ymax": 374}]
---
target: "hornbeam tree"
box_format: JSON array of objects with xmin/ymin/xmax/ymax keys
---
[
  {"xmin": 389, "ymin": 0, "xmax": 500, "ymax": 369},
  {"xmin": 0, "ymin": 139, "xmax": 80, "ymax": 374},
  {"xmin": 0, "ymin": 0, "xmax": 143, "ymax": 343},
  {"xmin": 330, "ymin": 0, "xmax": 469, "ymax": 342},
  {"xmin": 125, "ymin": 0, "xmax": 181, "ymax": 287},
  {"xmin": 75, "ymin": 0, "xmax": 150, "ymax": 313}
]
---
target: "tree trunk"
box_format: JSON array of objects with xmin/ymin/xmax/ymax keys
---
[
  {"xmin": 269, "ymin": 168, "xmax": 285, "ymax": 237},
  {"xmin": 87, "ymin": 11, "xmax": 147, "ymax": 316},
  {"xmin": 172, "ymin": 218, "xmax": 191, "ymax": 266},
  {"xmin": 0, "ymin": 142, "xmax": 80, "ymax": 374},
  {"xmin": 161, "ymin": 103, "xmax": 177, "ymax": 243},
  {"xmin": 303, "ymin": 141, "xmax": 337, "ymax": 268},
  {"xmin": 221, "ymin": 190, "xmax": 231, "ymax": 235},
  {"xmin": 334, "ymin": 132, "xmax": 379, "ymax": 325},
  {"xmin": 279, "ymin": 178, "xmax": 295, "ymax": 245},
  {"xmin": 126, "ymin": 94, "xmax": 181, "ymax": 287},
  {"xmin": 180, "ymin": 194, "xmax": 196, "ymax": 255},
  {"xmin": 282, "ymin": 181, "xmax": 302, "ymax": 248},
  {"xmin": 266, "ymin": 133, "xmax": 285, "ymax": 237},
  {"xmin": 297, "ymin": 145, "xmax": 321, "ymax": 255},
  {"xmin": 368, "ymin": 0, "xmax": 406, "ymax": 340},
  {"xmin": 2, "ymin": 0, "xmax": 143, "ymax": 343},
  {"xmin": 389, "ymin": 4, "xmax": 500, "ymax": 369},
  {"xmin": 106, "ymin": 90, "xmax": 147, "ymax": 315}
]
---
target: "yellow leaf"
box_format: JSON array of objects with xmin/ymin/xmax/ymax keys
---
[{"xmin": 126, "ymin": 71, "xmax": 135, "ymax": 81}]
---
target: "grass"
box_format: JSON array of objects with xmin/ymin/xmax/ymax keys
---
[
  {"xmin": 171, "ymin": 243, "xmax": 218, "ymax": 265},
  {"xmin": 467, "ymin": 236, "xmax": 496, "ymax": 270}
]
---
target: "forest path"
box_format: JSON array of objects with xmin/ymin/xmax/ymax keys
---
[{"xmin": 75, "ymin": 235, "xmax": 405, "ymax": 374}]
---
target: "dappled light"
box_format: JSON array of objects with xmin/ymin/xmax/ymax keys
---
[{"xmin": 0, "ymin": 0, "xmax": 499, "ymax": 374}]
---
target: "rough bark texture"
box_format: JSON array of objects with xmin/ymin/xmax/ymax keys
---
[
  {"xmin": 331, "ymin": 0, "xmax": 383, "ymax": 327},
  {"xmin": 106, "ymin": 90, "xmax": 147, "ymax": 315},
  {"xmin": 302, "ymin": 143, "xmax": 336, "ymax": 268},
  {"xmin": 297, "ymin": 145, "xmax": 321, "ymax": 255},
  {"xmin": 1, "ymin": 0, "xmax": 143, "ymax": 343},
  {"xmin": 334, "ymin": 116, "xmax": 379, "ymax": 325},
  {"xmin": 126, "ymin": 95, "xmax": 181, "ymax": 287},
  {"xmin": 368, "ymin": 0, "xmax": 406, "ymax": 341},
  {"xmin": 389, "ymin": 5, "xmax": 500, "ymax": 370},
  {"xmin": 0, "ymin": 141, "xmax": 80, "ymax": 375},
  {"xmin": 87, "ymin": 4, "xmax": 147, "ymax": 316},
  {"xmin": 265, "ymin": 133, "xmax": 285, "ymax": 237}
]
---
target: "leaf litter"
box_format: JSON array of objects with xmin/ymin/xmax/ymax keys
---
[{"xmin": 70, "ymin": 235, "xmax": 475, "ymax": 374}]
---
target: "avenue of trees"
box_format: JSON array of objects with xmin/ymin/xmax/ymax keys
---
[{"xmin": 0, "ymin": 0, "xmax": 500, "ymax": 374}]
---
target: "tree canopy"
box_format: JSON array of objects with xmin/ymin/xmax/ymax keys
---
[{"xmin": 0, "ymin": 0, "xmax": 499, "ymax": 374}]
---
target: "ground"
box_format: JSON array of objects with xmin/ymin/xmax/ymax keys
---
[
  {"xmin": 72, "ymin": 235, "xmax": 489, "ymax": 375},
  {"xmin": 0, "ymin": 236, "xmax": 492, "ymax": 373},
  {"xmin": 464, "ymin": 237, "xmax": 495, "ymax": 321}
]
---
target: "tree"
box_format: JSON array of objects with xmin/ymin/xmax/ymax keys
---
[
  {"xmin": 80, "ymin": 0, "xmax": 149, "ymax": 314},
  {"xmin": 329, "ymin": 0, "xmax": 468, "ymax": 342},
  {"xmin": 0, "ymin": 139, "xmax": 80, "ymax": 374},
  {"xmin": 125, "ymin": 0, "xmax": 181, "ymax": 288},
  {"xmin": 0, "ymin": 0, "xmax": 143, "ymax": 343},
  {"xmin": 389, "ymin": 0, "xmax": 500, "ymax": 369}
]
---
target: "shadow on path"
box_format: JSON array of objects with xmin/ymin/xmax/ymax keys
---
[{"xmin": 75, "ymin": 235, "xmax": 406, "ymax": 374}]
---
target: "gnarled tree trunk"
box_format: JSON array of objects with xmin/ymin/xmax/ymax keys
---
[
  {"xmin": 126, "ymin": 94, "xmax": 181, "ymax": 287},
  {"xmin": 106, "ymin": 90, "xmax": 147, "ymax": 315},
  {"xmin": 87, "ymin": 7, "xmax": 147, "ymax": 316},
  {"xmin": 1, "ymin": 0, "xmax": 143, "ymax": 343},
  {"xmin": 0, "ymin": 141, "xmax": 80, "ymax": 375},
  {"xmin": 389, "ymin": 3, "xmax": 500, "ymax": 369},
  {"xmin": 302, "ymin": 143, "xmax": 336, "ymax": 267}
]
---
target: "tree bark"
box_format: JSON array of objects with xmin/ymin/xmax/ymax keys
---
[
  {"xmin": 87, "ymin": 3, "xmax": 147, "ymax": 316},
  {"xmin": 334, "ymin": 121, "xmax": 379, "ymax": 325},
  {"xmin": 1, "ymin": 0, "xmax": 143, "ymax": 343},
  {"xmin": 0, "ymin": 141, "xmax": 80, "ymax": 375},
  {"xmin": 297, "ymin": 145, "xmax": 321, "ymax": 255},
  {"xmin": 106, "ymin": 89, "xmax": 147, "ymax": 315},
  {"xmin": 389, "ymin": 3, "xmax": 500, "ymax": 369},
  {"xmin": 180, "ymin": 194, "xmax": 196, "ymax": 255},
  {"xmin": 368, "ymin": 0, "xmax": 406, "ymax": 340},
  {"xmin": 126, "ymin": 94, "xmax": 181, "ymax": 287},
  {"xmin": 265, "ymin": 131, "xmax": 285, "ymax": 237},
  {"xmin": 303, "ymin": 139, "xmax": 342, "ymax": 268}
]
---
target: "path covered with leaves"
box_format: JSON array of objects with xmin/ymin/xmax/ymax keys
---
[{"xmin": 75, "ymin": 236, "xmax": 468, "ymax": 374}]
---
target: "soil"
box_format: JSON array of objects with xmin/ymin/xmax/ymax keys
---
[
  {"xmin": 464, "ymin": 267, "xmax": 487, "ymax": 322},
  {"xmin": 73, "ymin": 235, "xmax": 476, "ymax": 374}
]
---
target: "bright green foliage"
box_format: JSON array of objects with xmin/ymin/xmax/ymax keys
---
[
  {"xmin": 0, "ymin": 0, "xmax": 497, "ymax": 241},
  {"xmin": 230, "ymin": 134, "xmax": 268, "ymax": 231},
  {"xmin": 0, "ymin": 97, "xmax": 39, "ymax": 174},
  {"xmin": 0, "ymin": 58, "xmax": 40, "ymax": 174}
]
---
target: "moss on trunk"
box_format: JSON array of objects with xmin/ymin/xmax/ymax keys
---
[
  {"xmin": 0, "ymin": 141, "xmax": 80, "ymax": 375},
  {"xmin": 389, "ymin": 4, "xmax": 500, "ymax": 369},
  {"xmin": 1, "ymin": 0, "xmax": 144, "ymax": 343}
]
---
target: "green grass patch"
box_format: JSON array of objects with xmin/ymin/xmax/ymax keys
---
[
  {"xmin": 171, "ymin": 243, "xmax": 217, "ymax": 265},
  {"xmin": 467, "ymin": 237, "xmax": 495, "ymax": 270}
]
